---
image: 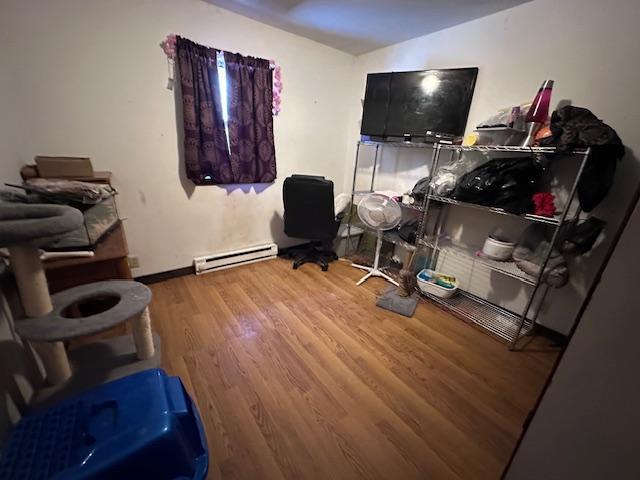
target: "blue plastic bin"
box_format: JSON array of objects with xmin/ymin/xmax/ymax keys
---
[{"xmin": 0, "ymin": 369, "xmax": 208, "ymax": 479}]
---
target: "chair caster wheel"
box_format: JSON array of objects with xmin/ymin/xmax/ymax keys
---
[
  {"xmin": 321, "ymin": 265, "xmax": 328, "ymax": 272},
  {"xmin": 293, "ymin": 264, "xmax": 299, "ymax": 270}
]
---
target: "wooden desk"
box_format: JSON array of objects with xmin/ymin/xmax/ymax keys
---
[{"xmin": 44, "ymin": 222, "xmax": 131, "ymax": 294}]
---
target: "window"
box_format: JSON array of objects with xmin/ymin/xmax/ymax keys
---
[{"xmin": 216, "ymin": 51, "xmax": 231, "ymax": 155}]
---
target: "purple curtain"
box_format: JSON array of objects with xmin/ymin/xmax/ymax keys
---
[
  {"xmin": 224, "ymin": 52, "xmax": 277, "ymax": 184},
  {"xmin": 176, "ymin": 37, "xmax": 234, "ymax": 184}
]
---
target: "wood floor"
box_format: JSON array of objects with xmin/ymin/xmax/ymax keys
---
[{"xmin": 149, "ymin": 258, "xmax": 559, "ymax": 480}]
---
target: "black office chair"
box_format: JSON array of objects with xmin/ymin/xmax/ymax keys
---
[{"xmin": 283, "ymin": 175, "xmax": 341, "ymax": 271}]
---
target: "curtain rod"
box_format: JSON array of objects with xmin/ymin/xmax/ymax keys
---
[
  {"xmin": 160, "ymin": 33, "xmax": 282, "ymax": 115},
  {"xmin": 160, "ymin": 33, "xmax": 276, "ymax": 69}
]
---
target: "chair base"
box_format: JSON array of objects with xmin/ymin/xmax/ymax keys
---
[{"xmin": 290, "ymin": 242, "xmax": 338, "ymax": 272}]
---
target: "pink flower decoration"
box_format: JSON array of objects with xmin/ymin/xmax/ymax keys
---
[{"xmin": 160, "ymin": 33, "xmax": 177, "ymax": 60}]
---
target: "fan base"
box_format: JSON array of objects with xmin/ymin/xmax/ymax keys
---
[{"xmin": 352, "ymin": 264, "xmax": 399, "ymax": 287}]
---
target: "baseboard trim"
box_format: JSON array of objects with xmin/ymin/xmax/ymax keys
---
[
  {"xmin": 136, "ymin": 244, "xmax": 311, "ymax": 284},
  {"xmin": 135, "ymin": 266, "xmax": 193, "ymax": 285}
]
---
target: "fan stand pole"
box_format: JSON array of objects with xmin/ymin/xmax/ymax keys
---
[{"xmin": 352, "ymin": 230, "xmax": 399, "ymax": 287}]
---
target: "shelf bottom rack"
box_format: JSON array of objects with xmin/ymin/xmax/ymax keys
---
[{"xmin": 418, "ymin": 288, "xmax": 534, "ymax": 343}]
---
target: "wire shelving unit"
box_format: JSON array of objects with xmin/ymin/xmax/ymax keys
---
[
  {"xmin": 419, "ymin": 288, "xmax": 536, "ymax": 341},
  {"xmin": 419, "ymin": 237, "xmax": 537, "ymax": 285},
  {"xmin": 346, "ymin": 140, "xmax": 437, "ymax": 253},
  {"xmin": 419, "ymin": 144, "xmax": 591, "ymax": 348},
  {"xmin": 346, "ymin": 140, "xmax": 592, "ymax": 348}
]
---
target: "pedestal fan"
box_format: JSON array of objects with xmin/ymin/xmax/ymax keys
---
[{"xmin": 352, "ymin": 193, "xmax": 402, "ymax": 286}]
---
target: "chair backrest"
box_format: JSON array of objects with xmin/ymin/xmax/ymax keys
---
[{"xmin": 283, "ymin": 175, "xmax": 338, "ymax": 241}]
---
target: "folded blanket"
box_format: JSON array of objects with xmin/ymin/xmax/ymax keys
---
[
  {"xmin": 22, "ymin": 179, "xmax": 116, "ymax": 204},
  {"xmin": 513, "ymin": 224, "xmax": 569, "ymax": 287}
]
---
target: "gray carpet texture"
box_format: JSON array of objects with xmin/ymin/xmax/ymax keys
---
[{"xmin": 376, "ymin": 287, "xmax": 418, "ymax": 317}]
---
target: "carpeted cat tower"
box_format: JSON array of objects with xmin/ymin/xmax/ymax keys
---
[
  {"xmin": 0, "ymin": 202, "xmax": 208, "ymax": 479},
  {"xmin": 0, "ymin": 202, "xmax": 159, "ymax": 397}
]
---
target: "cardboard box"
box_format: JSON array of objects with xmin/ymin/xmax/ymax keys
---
[{"xmin": 35, "ymin": 156, "xmax": 94, "ymax": 178}]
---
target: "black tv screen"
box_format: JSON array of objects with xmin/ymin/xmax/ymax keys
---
[{"xmin": 360, "ymin": 67, "xmax": 478, "ymax": 138}]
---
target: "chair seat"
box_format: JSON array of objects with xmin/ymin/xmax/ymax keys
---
[{"xmin": 15, "ymin": 280, "xmax": 151, "ymax": 342}]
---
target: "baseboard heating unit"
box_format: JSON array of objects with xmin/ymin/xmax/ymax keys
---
[{"xmin": 193, "ymin": 243, "xmax": 278, "ymax": 275}]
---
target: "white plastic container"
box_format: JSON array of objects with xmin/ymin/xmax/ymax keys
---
[
  {"xmin": 482, "ymin": 236, "xmax": 515, "ymax": 261},
  {"xmin": 416, "ymin": 269, "xmax": 459, "ymax": 299},
  {"xmin": 334, "ymin": 224, "xmax": 364, "ymax": 257}
]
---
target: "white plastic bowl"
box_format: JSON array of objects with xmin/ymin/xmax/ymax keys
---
[
  {"xmin": 416, "ymin": 269, "xmax": 459, "ymax": 299},
  {"xmin": 482, "ymin": 236, "xmax": 515, "ymax": 261}
]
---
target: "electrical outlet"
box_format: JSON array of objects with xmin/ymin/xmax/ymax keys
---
[{"xmin": 128, "ymin": 256, "xmax": 140, "ymax": 268}]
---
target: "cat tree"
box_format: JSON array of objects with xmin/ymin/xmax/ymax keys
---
[{"xmin": 1, "ymin": 202, "xmax": 157, "ymax": 386}]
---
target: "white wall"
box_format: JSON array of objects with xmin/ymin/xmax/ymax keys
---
[
  {"xmin": 0, "ymin": 15, "xmax": 22, "ymax": 185},
  {"xmin": 345, "ymin": 0, "xmax": 640, "ymax": 333},
  {"xmin": 0, "ymin": 0, "xmax": 355, "ymax": 276}
]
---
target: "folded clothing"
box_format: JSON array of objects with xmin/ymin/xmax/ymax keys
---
[{"xmin": 513, "ymin": 224, "xmax": 569, "ymax": 287}]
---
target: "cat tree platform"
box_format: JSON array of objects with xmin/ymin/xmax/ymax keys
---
[{"xmin": 1, "ymin": 202, "xmax": 159, "ymax": 388}]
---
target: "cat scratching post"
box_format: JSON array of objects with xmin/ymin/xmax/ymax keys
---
[
  {"xmin": 8, "ymin": 245, "xmax": 53, "ymax": 317},
  {"xmin": 0, "ymin": 203, "xmax": 84, "ymax": 384},
  {"xmin": 132, "ymin": 307, "xmax": 154, "ymax": 360},
  {"xmin": 3, "ymin": 202, "xmax": 158, "ymax": 390},
  {"xmin": 8, "ymin": 245, "xmax": 71, "ymax": 383}
]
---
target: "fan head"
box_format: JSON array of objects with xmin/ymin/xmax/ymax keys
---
[{"xmin": 357, "ymin": 193, "xmax": 402, "ymax": 230}]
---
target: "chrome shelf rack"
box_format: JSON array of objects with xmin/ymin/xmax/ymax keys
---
[
  {"xmin": 346, "ymin": 140, "xmax": 592, "ymax": 348},
  {"xmin": 346, "ymin": 140, "xmax": 437, "ymax": 252},
  {"xmin": 420, "ymin": 288, "xmax": 536, "ymax": 342},
  {"xmin": 419, "ymin": 237, "xmax": 537, "ymax": 286},
  {"xmin": 420, "ymin": 144, "xmax": 591, "ymax": 348}
]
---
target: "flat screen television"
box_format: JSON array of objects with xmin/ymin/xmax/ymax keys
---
[{"xmin": 360, "ymin": 67, "xmax": 478, "ymax": 139}]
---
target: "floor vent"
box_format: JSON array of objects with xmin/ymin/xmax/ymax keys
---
[{"xmin": 193, "ymin": 243, "xmax": 278, "ymax": 275}]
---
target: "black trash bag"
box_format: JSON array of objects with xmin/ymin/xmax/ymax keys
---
[
  {"xmin": 411, "ymin": 176, "xmax": 430, "ymax": 203},
  {"xmin": 451, "ymin": 157, "xmax": 543, "ymax": 214},
  {"xmin": 560, "ymin": 217, "xmax": 606, "ymax": 254},
  {"xmin": 539, "ymin": 106, "xmax": 625, "ymax": 212},
  {"xmin": 397, "ymin": 220, "xmax": 418, "ymax": 244}
]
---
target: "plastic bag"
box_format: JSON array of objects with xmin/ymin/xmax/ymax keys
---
[
  {"xmin": 477, "ymin": 103, "xmax": 531, "ymax": 128},
  {"xmin": 429, "ymin": 154, "xmax": 481, "ymax": 197},
  {"xmin": 430, "ymin": 169, "xmax": 457, "ymax": 196},
  {"xmin": 451, "ymin": 157, "xmax": 543, "ymax": 214}
]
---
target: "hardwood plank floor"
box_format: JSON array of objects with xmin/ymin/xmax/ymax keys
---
[{"xmin": 149, "ymin": 258, "xmax": 559, "ymax": 479}]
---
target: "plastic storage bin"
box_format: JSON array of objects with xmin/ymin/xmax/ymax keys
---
[
  {"xmin": 0, "ymin": 369, "xmax": 208, "ymax": 480},
  {"xmin": 417, "ymin": 269, "xmax": 459, "ymax": 298},
  {"xmin": 334, "ymin": 224, "xmax": 364, "ymax": 257}
]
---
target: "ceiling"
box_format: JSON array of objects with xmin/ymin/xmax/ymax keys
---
[{"xmin": 204, "ymin": 0, "xmax": 531, "ymax": 55}]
